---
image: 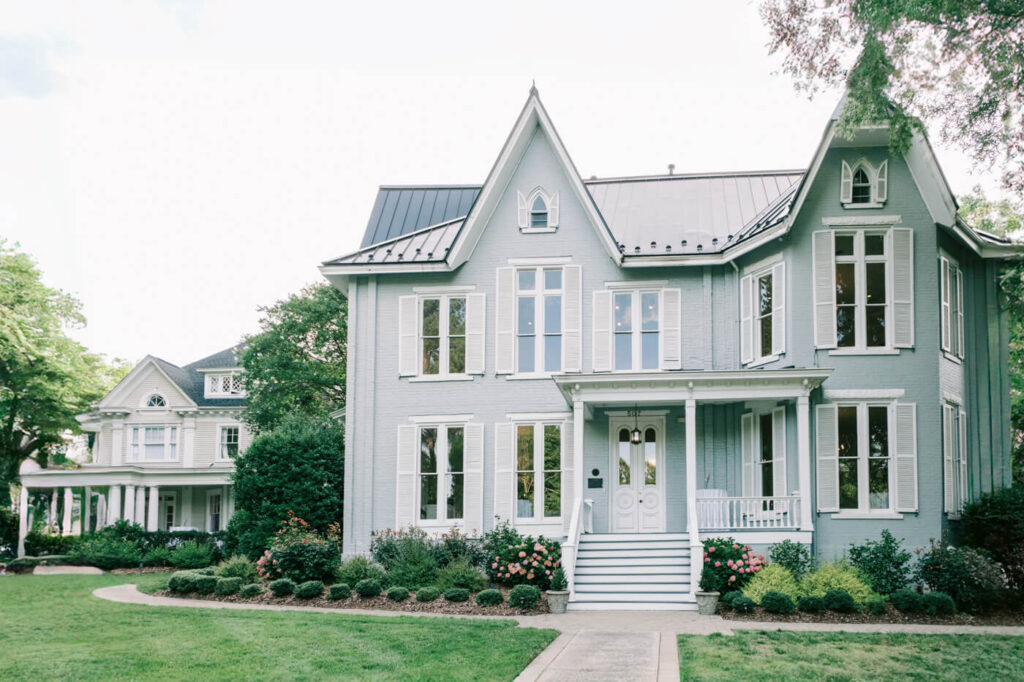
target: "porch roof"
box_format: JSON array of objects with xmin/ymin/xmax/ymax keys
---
[
  {"xmin": 552, "ymin": 368, "xmax": 831, "ymax": 407},
  {"xmin": 19, "ymin": 465, "xmax": 234, "ymax": 488}
]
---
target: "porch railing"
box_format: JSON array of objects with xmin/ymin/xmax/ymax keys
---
[
  {"xmin": 696, "ymin": 495, "xmax": 801, "ymax": 530},
  {"xmin": 562, "ymin": 497, "xmax": 593, "ymax": 599}
]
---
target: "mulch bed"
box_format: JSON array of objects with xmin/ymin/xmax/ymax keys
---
[
  {"xmin": 155, "ymin": 585, "xmax": 549, "ymax": 617},
  {"xmin": 721, "ymin": 603, "xmax": 1024, "ymax": 626}
]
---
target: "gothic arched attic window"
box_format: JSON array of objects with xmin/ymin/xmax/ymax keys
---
[
  {"xmin": 145, "ymin": 394, "xmax": 166, "ymax": 407},
  {"xmin": 840, "ymin": 159, "xmax": 888, "ymax": 207},
  {"xmin": 517, "ymin": 188, "xmax": 559, "ymax": 231},
  {"xmin": 531, "ymin": 195, "xmax": 548, "ymax": 227}
]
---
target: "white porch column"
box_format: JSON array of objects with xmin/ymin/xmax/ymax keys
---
[
  {"xmin": 49, "ymin": 489, "xmax": 59, "ymax": 531},
  {"xmin": 573, "ymin": 399, "xmax": 584, "ymax": 511},
  {"xmin": 106, "ymin": 485, "xmax": 122, "ymax": 526},
  {"xmin": 182, "ymin": 415, "xmax": 196, "ymax": 468},
  {"xmin": 181, "ymin": 488, "xmax": 192, "ymax": 527},
  {"xmin": 81, "ymin": 486, "xmax": 92, "ymax": 535},
  {"xmin": 147, "ymin": 486, "xmax": 159, "ymax": 531},
  {"xmin": 135, "ymin": 487, "xmax": 146, "ymax": 525},
  {"xmin": 62, "ymin": 488, "xmax": 73, "ymax": 535},
  {"xmin": 797, "ymin": 395, "xmax": 814, "ymax": 531},
  {"xmin": 123, "ymin": 485, "xmax": 136, "ymax": 524},
  {"xmin": 17, "ymin": 486, "xmax": 29, "ymax": 557},
  {"xmin": 96, "ymin": 494, "xmax": 107, "ymax": 530},
  {"xmin": 111, "ymin": 419, "xmax": 125, "ymax": 466},
  {"xmin": 685, "ymin": 398, "xmax": 702, "ymax": 597}
]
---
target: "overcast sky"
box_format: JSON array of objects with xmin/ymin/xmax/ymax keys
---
[{"xmin": 0, "ymin": 1, "xmax": 1007, "ymax": 367}]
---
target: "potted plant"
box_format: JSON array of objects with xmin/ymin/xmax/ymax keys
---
[{"xmin": 546, "ymin": 567, "xmax": 569, "ymax": 614}]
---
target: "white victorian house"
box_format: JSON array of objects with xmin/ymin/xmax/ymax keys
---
[{"xmin": 16, "ymin": 347, "xmax": 252, "ymax": 556}]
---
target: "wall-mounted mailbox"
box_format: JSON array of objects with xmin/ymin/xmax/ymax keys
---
[{"xmin": 587, "ymin": 478, "xmax": 603, "ymax": 489}]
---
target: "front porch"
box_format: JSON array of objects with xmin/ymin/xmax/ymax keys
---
[{"xmin": 556, "ymin": 369, "xmax": 829, "ymax": 608}]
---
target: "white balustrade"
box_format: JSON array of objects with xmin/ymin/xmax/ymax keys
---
[{"xmin": 695, "ymin": 495, "xmax": 801, "ymax": 530}]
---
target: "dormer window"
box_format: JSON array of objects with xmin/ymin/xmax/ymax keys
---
[
  {"xmin": 840, "ymin": 159, "xmax": 888, "ymax": 208},
  {"xmin": 530, "ymin": 195, "xmax": 548, "ymax": 227},
  {"xmin": 517, "ymin": 188, "xmax": 559, "ymax": 231},
  {"xmin": 145, "ymin": 394, "xmax": 166, "ymax": 408},
  {"xmin": 205, "ymin": 373, "xmax": 245, "ymax": 398}
]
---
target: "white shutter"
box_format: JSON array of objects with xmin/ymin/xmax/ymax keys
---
[
  {"xmin": 465, "ymin": 293, "xmax": 485, "ymax": 375},
  {"xmin": 592, "ymin": 290, "xmax": 612, "ymax": 372},
  {"xmin": 840, "ymin": 160, "xmax": 853, "ymax": 204},
  {"xmin": 773, "ymin": 407, "xmax": 787, "ymax": 497},
  {"xmin": 940, "ymin": 257, "xmax": 951, "ymax": 352},
  {"xmin": 463, "ymin": 423, "xmax": 484, "ymax": 533},
  {"xmin": 875, "ymin": 160, "xmax": 888, "ymax": 203},
  {"xmin": 741, "ymin": 413, "xmax": 755, "ymax": 497},
  {"xmin": 660, "ymin": 288, "xmax": 682, "ymax": 370},
  {"xmin": 771, "ymin": 261, "xmax": 786, "ymax": 356},
  {"xmin": 517, "ymin": 191, "xmax": 528, "ymax": 228},
  {"xmin": 942, "ymin": 405, "xmax": 954, "ymax": 513},
  {"xmin": 892, "ymin": 228, "xmax": 914, "ymax": 348},
  {"xmin": 894, "ymin": 402, "xmax": 918, "ymax": 513},
  {"xmin": 495, "ymin": 267, "xmax": 515, "ymax": 374},
  {"xmin": 562, "ymin": 265, "xmax": 582, "ymax": 372},
  {"xmin": 812, "ymin": 231, "xmax": 837, "ymax": 348},
  {"xmin": 548, "ymin": 192, "xmax": 559, "ymax": 227},
  {"xmin": 956, "ymin": 269, "xmax": 964, "ymax": 358},
  {"xmin": 740, "ymin": 273, "xmax": 754, "ymax": 364},
  {"xmin": 493, "ymin": 423, "xmax": 514, "ymax": 522},
  {"xmin": 561, "ymin": 420, "xmax": 573, "ymax": 531},
  {"xmin": 959, "ymin": 409, "xmax": 968, "ymax": 508},
  {"xmin": 396, "ymin": 425, "xmax": 418, "ymax": 528},
  {"xmin": 816, "ymin": 404, "xmax": 839, "ymax": 512},
  {"xmin": 398, "ymin": 296, "xmax": 419, "ymax": 377}
]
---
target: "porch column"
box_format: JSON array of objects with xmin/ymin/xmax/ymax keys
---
[
  {"xmin": 797, "ymin": 395, "xmax": 813, "ymax": 531},
  {"xmin": 62, "ymin": 488, "xmax": 73, "ymax": 535},
  {"xmin": 106, "ymin": 485, "xmax": 122, "ymax": 525},
  {"xmin": 147, "ymin": 486, "xmax": 159, "ymax": 531},
  {"xmin": 685, "ymin": 398, "xmax": 702, "ymax": 597},
  {"xmin": 135, "ymin": 487, "xmax": 146, "ymax": 525},
  {"xmin": 96, "ymin": 494, "xmax": 107, "ymax": 530},
  {"xmin": 123, "ymin": 485, "xmax": 136, "ymax": 524},
  {"xmin": 573, "ymin": 399, "xmax": 584, "ymax": 512},
  {"xmin": 49, "ymin": 489, "xmax": 59, "ymax": 531},
  {"xmin": 81, "ymin": 487, "xmax": 92, "ymax": 535},
  {"xmin": 17, "ymin": 486, "xmax": 28, "ymax": 557}
]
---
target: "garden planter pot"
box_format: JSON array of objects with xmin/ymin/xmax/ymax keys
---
[
  {"xmin": 695, "ymin": 591, "xmax": 719, "ymax": 616},
  {"xmin": 546, "ymin": 590, "xmax": 569, "ymax": 614}
]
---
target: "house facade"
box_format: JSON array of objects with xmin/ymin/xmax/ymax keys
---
[
  {"xmin": 321, "ymin": 89, "xmax": 1018, "ymax": 610},
  {"xmin": 16, "ymin": 347, "xmax": 252, "ymax": 556}
]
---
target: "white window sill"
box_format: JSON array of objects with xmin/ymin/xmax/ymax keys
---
[
  {"xmin": 942, "ymin": 351, "xmax": 964, "ymax": 365},
  {"xmin": 745, "ymin": 354, "xmax": 780, "ymax": 368},
  {"xmin": 829, "ymin": 512, "xmax": 904, "ymax": 520},
  {"xmin": 415, "ymin": 521, "xmax": 465, "ymax": 528},
  {"xmin": 505, "ymin": 373, "xmax": 557, "ymax": 381},
  {"xmin": 407, "ymin": 375, "xmax": 476, "ymax": 383},
  {"xmin": 827, "ymin": 348, "xmax": 900, "ymax": 356},
  {"xmin": 519, "ymin": 227, "xmax": 557, "ymax": 234},
  {"xmin": 841, "ymin": 202, "xmax": 886, "ymax": 210}
]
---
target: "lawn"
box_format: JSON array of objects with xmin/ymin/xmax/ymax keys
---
[
  {"xmin": 0, "ymin": 574, "xmax": 557, "ymax": 681},
  {"xmin": 679, "ymin": 630, "xmax": 1024, "ymax": 681}
]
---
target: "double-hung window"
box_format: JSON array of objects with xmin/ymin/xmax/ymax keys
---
[
  {"xmin": 943, "ymin": 403, "xmax": 968, "ymax": 517},
  {"xmin": 940, "ymin": 256, "xmax": 965, "ymax": 359},
  {"xmin": 741, "ymin": 261, "xmax": 785, "ymax": 365},
  {"xmin": 130, "ymin": 426, "xmax": 178, "ymax": 462},
  {"xmin": 835, "ymin": 231, "xmax": 889, "ymax": 349},
  {"xmin": 516, "ymin": 267, "xmax": 562, "ymax": 374},
  {"xmin": 837, "ymin": 403, "xmax": 892, "ymax": 512},
  {"xmin": 218, "ymin": 426, "xmax": 239, "ymax": 460},
  {"xmin": 418, "ymin": 425, "xmax": 464, "ymax": 523},
  {"xmin": 421, "ymin": 295, "xmax": 466, "ymax": 376},
  {"xmin": 613, "ymin": 290, "xmax": 660, "ymax": 371},
  {"xmin": 515, "ymin": 422, "xmax": 562, "ymax": 520}
]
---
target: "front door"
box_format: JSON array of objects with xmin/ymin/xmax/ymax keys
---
[{"xmin": 611, "ymin": 417, "xmax": 665, "ymax": 532}]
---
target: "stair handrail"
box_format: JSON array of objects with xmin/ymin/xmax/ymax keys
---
[{"xmin": 562, "ymin": 496, "xmax": 586, "ymax": 599}]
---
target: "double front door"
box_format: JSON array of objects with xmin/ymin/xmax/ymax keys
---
[{"xmin": 610, "ymin": 417, "xmax": 666, "ymax": 532}]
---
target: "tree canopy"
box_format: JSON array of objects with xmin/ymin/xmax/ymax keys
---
[
  {"xmin": 0, "ymin": 239, "xmax": 128, "ymax": 505},
  {"xmin": 240, "ymin": 283, "xmax": 347, "ymax": 433},
  {"xmin": 761, "ymin": 0, "xmax": 1024, "ymax": 199}
]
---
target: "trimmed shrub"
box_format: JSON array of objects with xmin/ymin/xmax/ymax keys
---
[
  {"xmin": 916, "ymin": 543, "xmax": 1005, "ymax": 612},
  {"xmin": 798, "ymin": 562, "xmax": 879, "ymax": 607},
  {"xmin": 68, "ymin": 536, "xmax": 143, "ymax": 570},
  {"xmin": 847, "ymin": 530, "xmax": 913, "ymax": 595},
  {"xmin": 475, "ymin": 589, "xmax": 504, "ymax": 606},
  {"xmin": 168, "ymin": 571, "xmax": 198, "ymax": 593},
  {"xmin": 195, "ymin": 567, "xmax": 216, "ymax": 576},
  {"xmin": 797, "ymin": 595, "xmax": 825, "ymax": 613},
  {"xmin": 483, "ymin": 521, "xmax": 561, "ymax": 590},
  {"xmin": 240, "ymin": 583, "xmax": 263, "ymax": 598},
  {"xmin": 432, "ymin": 528, "xmax": 487, "ymax": 569},
  {"xmin": 216, "ymin": 555, "xmax": 258, "ymax": 584},
  {"xmin": 508, "ymin": 585, "xmax": 541, "ymax": 609},
  {"xmin": 416, "ymin": 586, "xmax": 440, "ymax": 602},
  {"xmin": 194, "ymin": 575, "xmax": 218, "ymax": 595},
  {"xmin": 269, "ymin": 578, "xmax": 296, "ymax": 597},
  {"xmin": 295, "ymin": 581, "xmax": 325, "ymax": 599},
  {"xmin": 768, "ymin": 540, "xmax": 815, "ymax": 580},
  {"xmin": 355, "ymin": 579, "xmax": 382, "ymax": 598},
  {"xmin": 143, "ymin": 546, "xmax": 173, "ymax": 567},
  {"xmin": 169, "ymin": 541, "xmax": 215, "ymax": 569},
  {"xmin": 741, "ymin": 564, "xmax": 799, "ymax": 605},
  {"xmin": 215, "ymin": 577, "xmax": 243, "ymax": 596},
  {"xmin": 761, "ymin": 591, "xmax": 796, "ymax": 614},
  {"xmin": 719, "ymin": 590, "xmax": 744, "ymax": 610},
  {"xmin": 382, "ymin": 541, "xmax": 438, "ymax": 590},
  {"xmin": 327, "ymin": 583, "xmax": 351, "ymax": 600},
  {"xmin": 890, "ymin": 588, "xmax": 925, "ymax": 613},
  {"xmin": 924, "ymin": 592, "xmax": 957, "ymax": 616},
  {"xmin": 732, "ymin": 596, "xmax": 756, "ymax": 613},
  {"xmin": 866, "ymin": 597, "xmax": 888, "ymax": 615},
  {"xmin": 443, "ymin": 588, "xmax": 470, "ymax": 603},
  {"xmin": 699, "ymin": 538, "xmax": 766, "ymax": 594},
  {"xmin": 823, "ymin": 589, "xmax": 857, "ymax": 613},
  {"xmin": 336, "ymin": 556, "xmax": 386, "ymax": 589},
  {"xmin": 958, "ymin": 485, "xmax": 1024, "ymax": 591},
  {"xmin": 386, "ymin": 586, "xmax": 410, "ymax": 602},
  {"xmin": 24, "ymin": 531, "xmax": 79, "ymax": 556},
  {"xmin": 435, "ymin": 558, "xmax": 488, "ymax": 593}
]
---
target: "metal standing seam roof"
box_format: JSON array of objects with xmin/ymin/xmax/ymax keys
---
[{"xmin": 359, "ymin": 186, "xmax": 481, "ymax": 248}]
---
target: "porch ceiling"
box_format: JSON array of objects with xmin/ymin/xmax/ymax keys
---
[{"xmin": 552, "ymin": 368, "xmax": 831, "ymax": 408}]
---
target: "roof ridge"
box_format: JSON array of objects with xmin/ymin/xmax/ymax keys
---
[{"xmin": 584, "ymin": 169, "xmax": 806, "ymax": 184}]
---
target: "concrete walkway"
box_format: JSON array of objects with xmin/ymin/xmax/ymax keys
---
[
  {"xmin": 33, "ymin": 565, "xmax": 103, "ymax": 575},
  {"xmin": 95, "ymin": 585, "xmax": 1024, "ymax": 681}
]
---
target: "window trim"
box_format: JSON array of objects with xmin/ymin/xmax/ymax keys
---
[
  {"xmin": 217, "ymin": 424, "xmax": 240, "ymax": 461},
  {"xmin": 832, "ymin": 401, "xmax": 896, "ymax": 516},
  {"xmin": 611, "ymin": 289, "xmax": 662, "ymax": 372},
  {"xmin": 142, "ymin": 394, "xmax": 167, "ymax": 409},
  {"xmin": 160, "ymin": 492, "xmax": 177, "ymax": 531},
  {"xmin": 518, "ymin": 188, "xmax": 559, "ymax": 233},
  {"xmin": 514, "ymin": 266, "xmax": 564, "ymax": 376},
  {"xmin": 940, "ymin": 253, "xmax": 965, "ymax": 360},
  {"xmin": 943, "ymin": 401, "xmax": 969, "ymax": 518},
  {"xmin": 841, "ymin": 159, "xmax": 888, "ymax": 208},
  {"xmin": 129, "ymin": 425, "xmax": 179, "ymax": 463},
  {"xmin": 513, "ymin": 421, "xmax": 563, "ymax": 523},
  {"xmin": 418, "ymin": 294, "xmax": 468, "ymax": 379},
  {"xmin": 415, "ymin": 422, "xmax": 468, "ymax": 527},
  {"xmin": 833, "ymin": 229, "xmax": 893, "ymax": 352},
  {"xmin": 204, "ymin": 372, "xmax": 245, "ymax": 398}
]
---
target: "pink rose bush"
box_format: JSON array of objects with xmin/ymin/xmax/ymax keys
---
[{"xmin": 698, "ymin": 537, "xmax": 765, "ymax": 593}]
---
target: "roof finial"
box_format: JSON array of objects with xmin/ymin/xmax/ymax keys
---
[{"xmin": 530, "ymin": 79, "xmax": 538, "ymax": 96}]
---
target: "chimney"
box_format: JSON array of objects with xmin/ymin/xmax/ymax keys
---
[{"xmin": 668, "ymin": 164, "xmax": 675, "ymax": 175}]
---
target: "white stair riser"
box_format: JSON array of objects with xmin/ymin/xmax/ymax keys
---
[
  {"xmin": 576, "ymin": 584, "xmax": 689, "ymax": 593},
  {"xmin": 577, "ymin": 549, "xmax": 688, "ymax": 559},
  {"xmin": 581, "ymin": 533, "xmax": 689, "ymax": 542},
  {"xmin": 576, "ymin": 557, "xmax": 689, "ymax": 568},
  {"xmin": 573, "ymin": 592, "xmax": 693, "ymax": 602},
  {"xmin": 579, "ymin": 541, "xmax": 688, "ymax": 551},
  {"xmin": 575, "ymin": 563, "xmax": 689, "ymax": 574},
  {"xmin": 575, "ymin": 575, "xmax": 689, "ymax": 585},
  {"xmin": 568, "ymin": 602, "xmax": 698, "ymax": 611}
]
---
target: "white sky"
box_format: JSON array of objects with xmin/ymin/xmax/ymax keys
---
[{"xmin": 0, "ymin": 1, "xmax": 1008, "ymax": 366}]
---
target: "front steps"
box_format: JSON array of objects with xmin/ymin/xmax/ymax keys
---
[{"xmin": 569, "ymin": 533, "xmax": 697, "ymax": 611}]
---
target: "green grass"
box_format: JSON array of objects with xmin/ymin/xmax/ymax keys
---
[
  {"xmin": 0, "ymin": 574, "xmax": 557, "ymax": 680},
  {"xmin": 679, "ymin": 630, "xmax": 1024, "ymax": 681}
]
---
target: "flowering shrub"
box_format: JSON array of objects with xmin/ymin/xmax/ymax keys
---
[
  {"xmin": 698, "ymin": 537, "xmax": 765, "ymax": 593},
  {"xmin": 916, "ymin": 542, "xmax": 1005, "ymax": 612},
  {"xmin": 261, "ymin": 511, "xmax": 340, "ymax": 584},
  {"xmin": 486, "ymin": 530, "xmax": 561, "ymax": 590}
]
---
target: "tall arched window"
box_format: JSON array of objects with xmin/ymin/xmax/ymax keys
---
[
  {"xmin": 145, "ymin": 394, "xmax": 166, "ymax": 407},
  {"xmin": 851, "ymin": 167, "xmax": 872, "ymax": 204},
  {"xmin": 530, "ymin": 195, "xmax": 548, "ymax": 228}
]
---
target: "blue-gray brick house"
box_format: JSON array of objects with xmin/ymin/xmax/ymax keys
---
[{"xmin": 320, "ymin": 88, "xmax": 1019, "ymax": 610}]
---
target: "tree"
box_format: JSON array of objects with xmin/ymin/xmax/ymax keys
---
[
  {"xmin": 0, "ymin": 239, "xmax": 127, "ymax": 505},
  {"xmin": 760, "ymin": 1, "xmax": 1024, "ymax": 199},
  {"xmin": 957, "ymin": 188, "xmax": 1024, "ymax": 483},
  {"xmin": 226, "ymin": 414, "xmax": 345, "ymax": 559},
  {"xmin": 241, "ymin": 283, "xmax": 347, "ymax": 433}
]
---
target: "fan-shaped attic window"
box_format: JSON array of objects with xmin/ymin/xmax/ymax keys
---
[
  {"xmin": 530, "ymin": 195, "xmax": 548, "ymax": 227},
  {"xmin": 145, "ymin": 394, "xmax": 166, "ymax": 408}
]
